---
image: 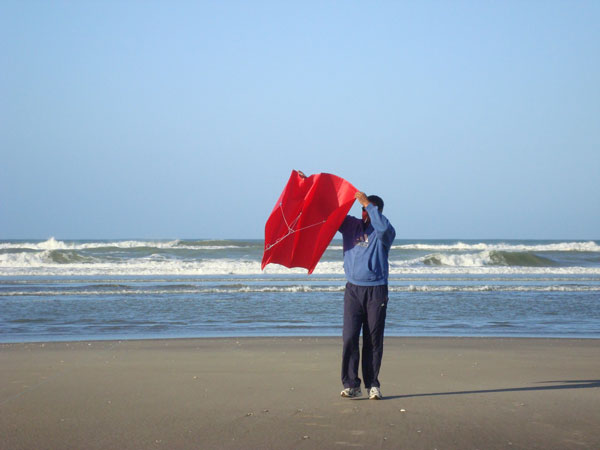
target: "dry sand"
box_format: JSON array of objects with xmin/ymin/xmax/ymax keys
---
[{"xmin": 1, "ymin": 337, "xmax": 599, "ymax": 449}]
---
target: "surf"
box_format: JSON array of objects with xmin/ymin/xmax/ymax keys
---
[{"xmin": 422, "ymin": 250, "xmax": 557, "ymax": 267}]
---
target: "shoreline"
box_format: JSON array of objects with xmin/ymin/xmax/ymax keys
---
[
  {"xmin": 2, "ymin": 336, "xmax": 599, "ymax": 449},
  {"xmin": 2, "ymin": 333, "xmax": 599, "ymax": 345}
]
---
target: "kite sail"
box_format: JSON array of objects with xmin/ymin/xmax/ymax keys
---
[{"xmin": 261, "ymin": 170, "xmax": 357, "ymax": 274}]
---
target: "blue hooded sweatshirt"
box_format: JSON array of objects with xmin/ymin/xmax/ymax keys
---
[{"xmin": 338, "ymin": 203, "xmax": 396, "ymax": 286}]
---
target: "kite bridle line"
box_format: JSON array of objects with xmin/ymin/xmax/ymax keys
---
[{"xmin": 264, "ymin": 202, "xmax": 326, "ymax": 251}]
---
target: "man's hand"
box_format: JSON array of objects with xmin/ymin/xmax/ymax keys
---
[
  {"xmin": 355, "ymin": 191, "xmax": 370, "ymax": 208},
  {"xmin": 297, "ymin": 170, "xmax": 307, "ymax": 178}
]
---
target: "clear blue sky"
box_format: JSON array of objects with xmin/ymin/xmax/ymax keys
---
[{"xmin": 1, "ymin": 1, "xmax": 599, "ymax": 240}]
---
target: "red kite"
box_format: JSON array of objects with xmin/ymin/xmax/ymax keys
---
[{"xmin": 262, "ymin": 170, "xmax": 357, "ymax": 274}]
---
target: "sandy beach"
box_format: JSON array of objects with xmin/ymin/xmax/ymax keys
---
[{"xmin": 1, "ymin": 337, "xmax": 598, "ymax": 449}]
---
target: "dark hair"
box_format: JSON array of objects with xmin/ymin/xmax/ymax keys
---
[{"xmin": 367, "ymin": 195, "xmax": 384, "ymax": 212}]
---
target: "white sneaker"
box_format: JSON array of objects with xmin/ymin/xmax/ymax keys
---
[
  {"xmin": 369, "ymin": 386, "xmax": 382, "ymax": 400},
  {"xmin": 340, "ymin": 387, "xmax": 362, "ymax": 398}
]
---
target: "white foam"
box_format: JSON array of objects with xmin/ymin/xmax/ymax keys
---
[
  {"xmin": 388, "ymin": 252, "xmax": 494, "ymax": 268},
  {"xmin": 390, "ymin": 265, "xmax": 600, "ymax": 276},
  {"xmin": 3, "ymin": 239, "xmax": 598, "ymax": 253},
  {"xmin": 0, "ymin": 238, "xmax": 182, "ymax": 251},
  {"xmin": 393, "ymin": 241, "xmax": 600, "ymax": 252},
  {"xmin": 0, "ymin": 251, "xmax": 49, "ymax": 267},
  {"xmin": 393, "ymin": 285, "xmax": 600, "ymax": 292},
  {"xmin": 1, "ymin": 254, "xmax": 600, "ymax": 277},
  {"xmin": 3, "ymin": 284, "xmax": 598, "ymax": 297},
  {"xmin": 0, "ymin": 238, "xmax": 251, "ymax": 251},
  {"xmin": 428, "ymin": 252, "xmax": 493, "ymax": 267}
]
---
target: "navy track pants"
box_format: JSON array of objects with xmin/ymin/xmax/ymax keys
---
[{"xmin": 341, "ymin": 282, "xmax": 388, "ymax": 389}]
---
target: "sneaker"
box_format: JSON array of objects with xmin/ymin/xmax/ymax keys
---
[
  {"xmin": 369, "ymin": 386, "xmax": 382, "ymax": 400},
  {"xmin": 340, "ymin": 387, "xmax": 362, "ymax": 398}
]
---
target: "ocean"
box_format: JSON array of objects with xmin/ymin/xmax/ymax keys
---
[{"xmin": 1, "ymin": 238, "xmax": 599, "ymax": 342}]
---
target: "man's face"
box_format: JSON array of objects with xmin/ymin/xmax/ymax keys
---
[{"xmin": 362, "ymin": 207, "xmax": 370, "ymax": 224}]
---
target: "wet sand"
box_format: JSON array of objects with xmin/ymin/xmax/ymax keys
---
[{"xmin": 1, "ymin": 337, "xmax": 599, "ymax": 449}]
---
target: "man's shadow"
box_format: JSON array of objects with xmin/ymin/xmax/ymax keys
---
[{"xmin": 378, "ymin": 380, "xmax": 600, "ymax": 400}]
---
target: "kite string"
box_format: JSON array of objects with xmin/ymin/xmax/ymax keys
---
[
  {"xmin": 282, "ymin": 206, "xmax": 300, "ymax": 233},
  {"xmin": 264, "ymin": 203, "xmax": 326, "ymax": 251}
]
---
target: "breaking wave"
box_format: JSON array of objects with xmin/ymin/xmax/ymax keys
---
[
  {"xmin": 393, "ymin": 241, "xmax": 600, "ymax": 252},
  {"xmin": 423, "ymin": 251, "xmax": 557, "ymax": 267},
  {"xmin": 10, "ymin": 238, "xmax": 597, "ymax": 254},
  {"xmin": 0, "ymin": 237, "xmax": 255, "ymax": 252},
  {"xmin": 2, "ymin": 238, "xmax": 600, "ymax": 276}
]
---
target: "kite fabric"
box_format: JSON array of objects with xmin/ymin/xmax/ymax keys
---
[{"xmin": 261, "ymin": 170, "xmax": 358, "ymax": 274}]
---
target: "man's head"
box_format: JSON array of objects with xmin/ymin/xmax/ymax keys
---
[
  {"xmin": 362, "ymin": 195, "xmax": 384, "ymax": 224},
  {"xmin": 367, "ymin": 195, "xmax": 384, "ymax": 212}
]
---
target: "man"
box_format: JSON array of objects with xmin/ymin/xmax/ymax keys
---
[{"xmin": 338, "ymin": 191, "xmax": 396, "ymax": 400}]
